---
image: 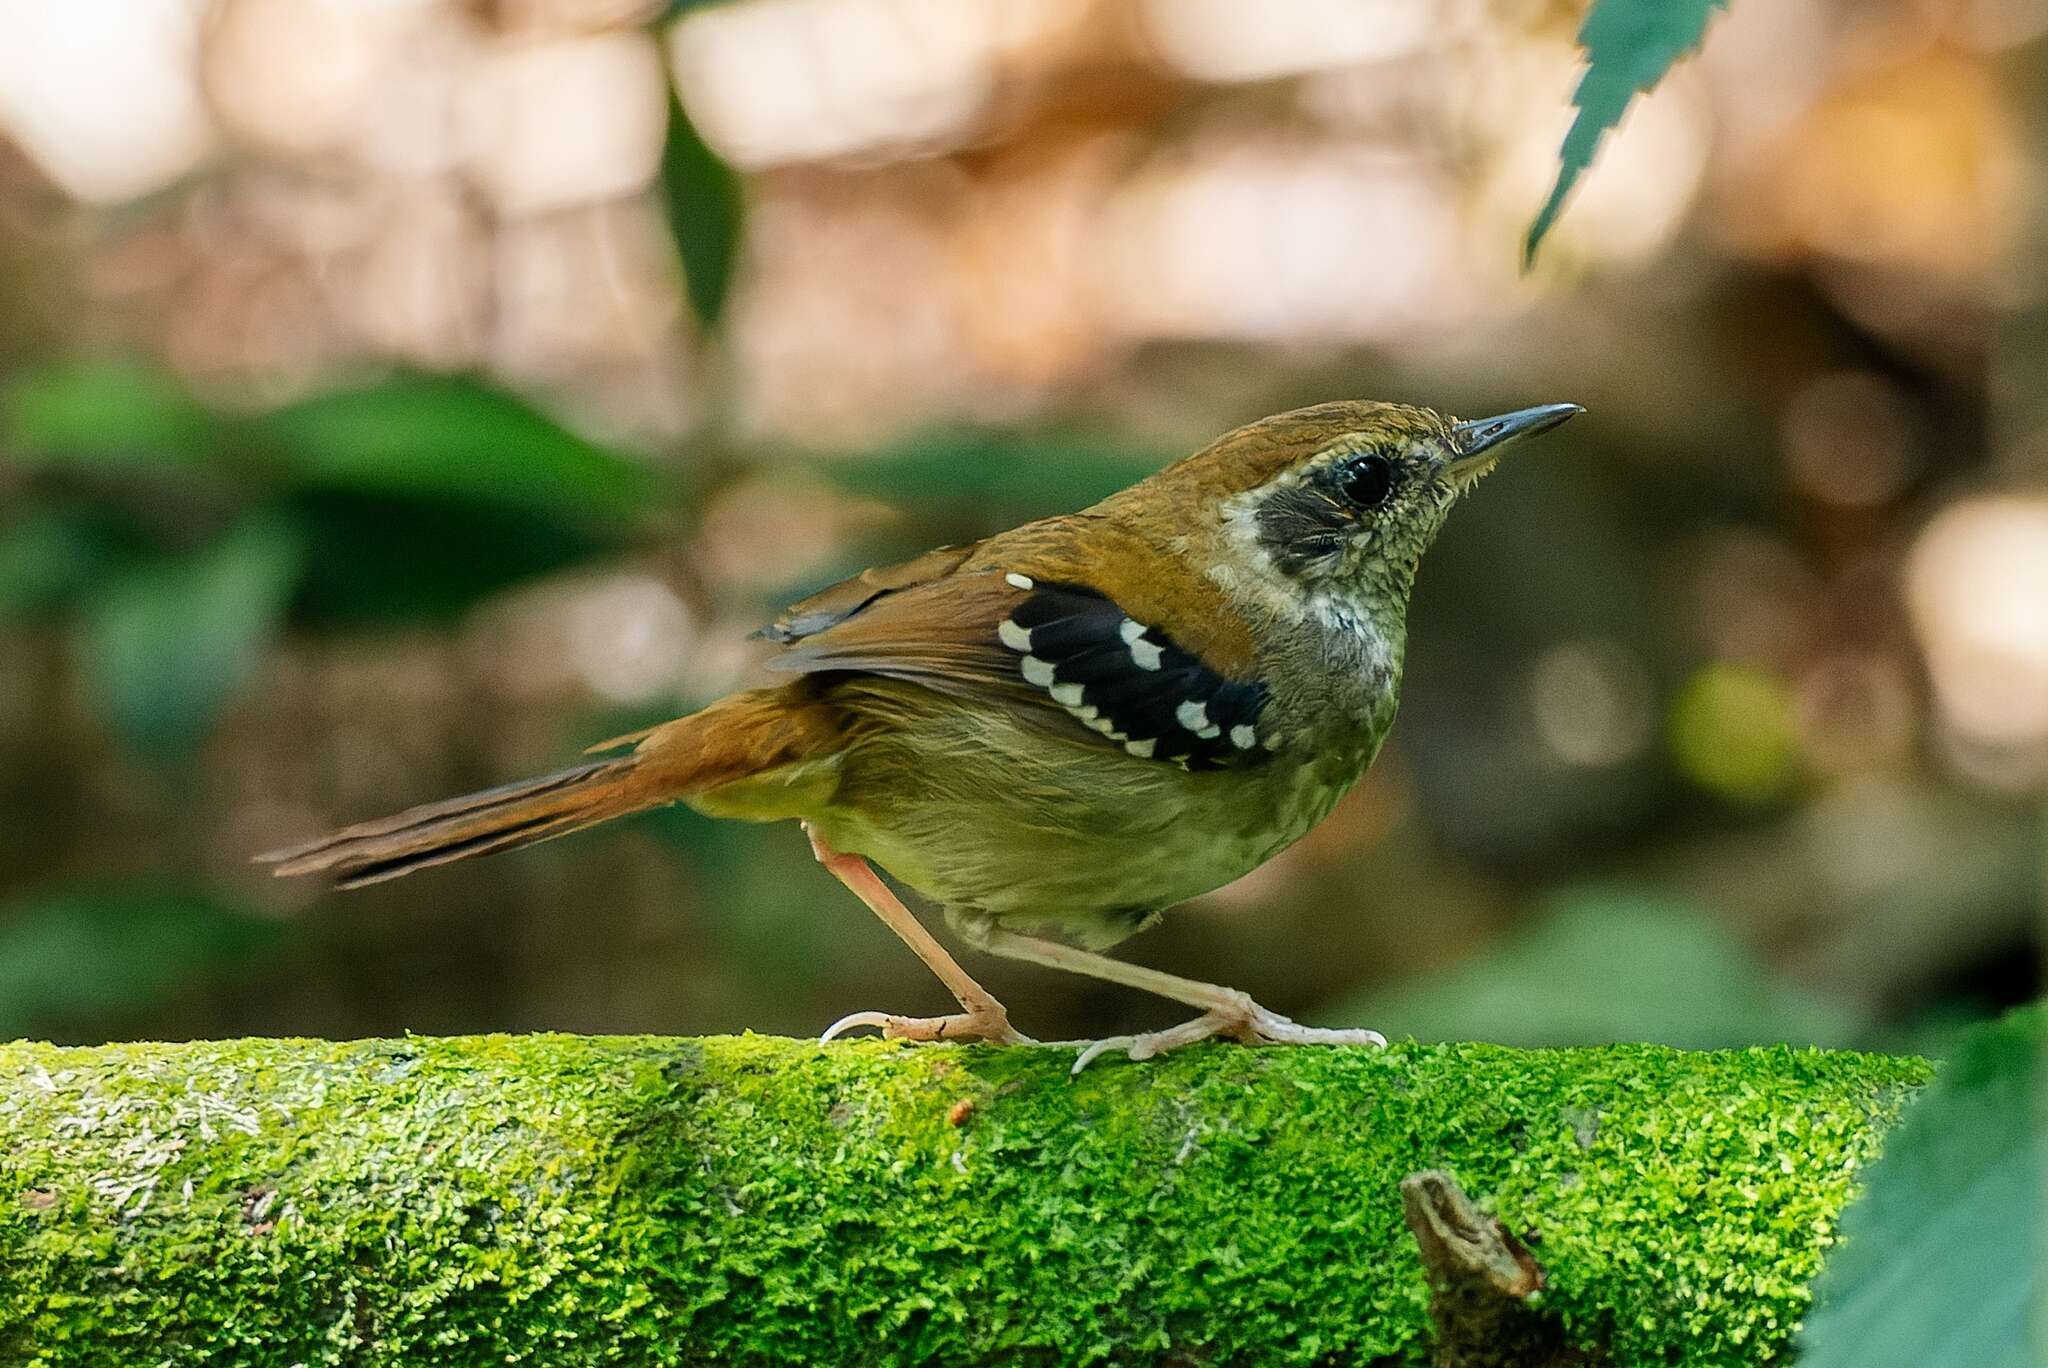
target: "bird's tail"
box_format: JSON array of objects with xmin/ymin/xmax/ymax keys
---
[
  {"xmin": 256, "ymin": 687, "xmax": 838, "ymax": 889},
  {"xmin": 255, "ymin": 753, "xmax": 658, "ymax": 889}
]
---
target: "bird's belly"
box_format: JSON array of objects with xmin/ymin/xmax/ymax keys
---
[{"xmin": 813, "ymin": 703, "xmax": 1368, "ymax": 947}]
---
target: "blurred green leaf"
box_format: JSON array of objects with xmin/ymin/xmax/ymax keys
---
[
  {"xmin": 78, "ymin": 516, "xmax": 305, "ymax": 766},
  {"xmin": 257, "ymin": 373, "xmax": 664, "ymax": 518},
  {"xmin": 823, "ymin": 429, "xmax": 1166, "ymax": 520},
  {"xmin": 0, "ymin": 357, "xmax": 214, "ymax": 467},
  {"xmin": 1524, "ymin": 0, "xmax": 1727, "ymax": 265},
  {"xmin": 289, "ymin": 491, "xmax": 619, "ymax": 626},
  {"xmin": 660, "ymin": 86, "xmax": 745, "ymax": 330},
  {"xmin": 1336, "ymin": 889, "xmax": 1862, "ymax": 1049},
  {"xmin": 0, "ymin": 509, "xmax": 126, "ymax": 620},
  {"xmin": 653, "ymin": 0, "xmax": 730, "ymax": 18},
  {"xmin": 5, "ymin": 362, "xmax": 668, "ymax": 521},
  {"xmin": 4, "ymin": 365, "xmax": 664, "ymax": 630},
  {"xmin": 0, "ymin": 885, "xmax": 283, "ymax": 1036},
  {"xmin": 1866, "ymin": 1000, "xmax": 2004, "ymax": 1064},
  {"xmin": 1800, "ymin": 1004, "xmax": 2046, "ymax": 1368}
]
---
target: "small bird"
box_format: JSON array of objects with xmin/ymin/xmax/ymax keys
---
[{"xmin": 261, "ymin": 399, "xmax": 1580, "ymax": 1068}]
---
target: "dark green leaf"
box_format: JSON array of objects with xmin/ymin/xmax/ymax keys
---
[
  {"xmin": 659, "ymin": 85, "xmax": 745, "ymax": 330},
  {"xmin": 256, "ymin": 373, "xmax": 664, "ymax": 519},
  {"xmin": 0, "ymin": 357, "xmax": 214, "ymax": 467},
  {"xmin": 652, "ymin": 0, "xmax": 730, "ymax": 18},
  {"xmin": 0, "ymin": 508, "xmax": 126, "ymax": 619},
  {"xmin": 1524, "ymin": 0, "xmax": 1728, "ymax": 265},
  {"xmin": 7, "ymin": 364, "xmax": 671, "ymax": 522},
  {"xmin": 821, "ymin": 429, "xmax": 1166, "ymax": 521},
  {"xmin": 1335, "ymin": 889, "xmax": 1862, "ymax": 1049},
  {"xmin": 288, "ymin": 491, "xmax": 621, "ymax": 626},
  {"xmin": 0, "ymin": 885, "xmax": 282, "ymax": 1037},
  {"xmin": 78, "ymin": 516, "xmax": 306, "ymax": 766},
  {"xmin": 1800, "ymin": 1004, "xmax": 2047, "ymax": 1368}
]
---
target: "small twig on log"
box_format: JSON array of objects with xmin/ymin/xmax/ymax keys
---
[{"xmin": 1402, "ymin": 1169, "xmax": 1583, "ymax": 1368}]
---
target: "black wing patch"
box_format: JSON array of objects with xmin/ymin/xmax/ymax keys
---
[{"xmin": 997, "ymin": 581, "xmax": 1271, "ymax": 770}]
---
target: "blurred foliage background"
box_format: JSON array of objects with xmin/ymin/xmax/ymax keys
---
[{"xmin": 0, "ymin": 0, "xmax": 2040, "ymax": 1054}]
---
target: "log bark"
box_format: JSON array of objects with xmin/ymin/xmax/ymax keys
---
[{"xmin": 0, "ymin": 1034, "xmax": 1927, "ymax": 1366}]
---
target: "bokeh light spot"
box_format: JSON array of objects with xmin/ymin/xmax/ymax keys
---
[
  {"xmin": 1907, "ymin": 496, "xmax": 2048, "ymax": 758},
  {"xmin": 1529, "ymin": 639, "xmax": 1656, "ymax": 768},
  {"xmin": 1781, "ymin": 370, "xmax": 1923, "ymax": 508},
  {"xmin": 1669, "ymin": 662, "xmax": 1801, "ymax": 803}
]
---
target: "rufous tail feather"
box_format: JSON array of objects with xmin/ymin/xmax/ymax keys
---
[
  {"xmin": 254, "ymin": 754, "xmax": 656, "ymax": 889},
  {"xmin": 257, "ymin": 687, "xmax": 839, "ymax": 888}
]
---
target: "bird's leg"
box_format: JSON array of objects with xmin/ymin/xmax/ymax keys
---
[
  {"xmin": 970, "ymin": 926, "xmax": 1383, "ymax": 1073},
  {"xmin": 806, "ymin": 824, "xmax": 1032, "ymax": 1045}
]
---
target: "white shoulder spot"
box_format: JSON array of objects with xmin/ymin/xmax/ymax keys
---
[
  {"xmin": 1004, "ymin": 572, "xmax": 1035, "ymax": 590},
  {"xmin": 1119, "ymin": 618, "xmax": 1163, "ymax": 671}
]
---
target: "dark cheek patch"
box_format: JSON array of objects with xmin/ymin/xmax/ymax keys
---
[
  {"xmin": 1254, "ymin": 484, "xmax": 1353, "ymax": 575},
  {"xmin": 998, "ymin": 584, "xmax": 1272, "ymax": 770}
]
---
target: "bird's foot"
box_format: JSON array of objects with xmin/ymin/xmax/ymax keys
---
[
  {"xmin": 820, "ymin": 1007, "xmax": 1034, "ymax": 1046},
  {"xmin": 1071, "ymin": 1000, "xmax": 1386, "ymax": 1074}
]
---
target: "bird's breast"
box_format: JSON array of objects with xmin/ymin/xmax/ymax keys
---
[
  {"xmin": 1247, "ymin": 593, "xmax": 1404, "ymax": 752},
  {"xmin": 814, "ymin": 687, "xmax": 1386, "ymax": 946}
]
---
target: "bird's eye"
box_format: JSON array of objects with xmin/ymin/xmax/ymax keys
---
[{"xmin": 1338, "ymin": 454, "xmax": 1395, "ymax": 509}]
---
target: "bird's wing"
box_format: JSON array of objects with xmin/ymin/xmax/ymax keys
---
[
  {"xmin": 759, "ymin": 542, "xmax": 979, "ymax": 643},
  {"xmin": 762, "ymin": 533, "xmax": 1273, "ymax": 770}
]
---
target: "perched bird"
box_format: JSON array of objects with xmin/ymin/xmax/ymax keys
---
[{"xmin": 261, "ymin": 399, "xmax": 1580, "ymax": 1068}]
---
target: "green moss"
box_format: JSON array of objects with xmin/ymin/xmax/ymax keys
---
[{"xmin": 0, "ymin": 1035, "xmax": 1928, "ymax": 1366}]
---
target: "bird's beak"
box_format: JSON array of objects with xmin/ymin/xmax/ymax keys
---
[{"xmin": 1447, "ymin": 402, "xmax": 1584, "ymax": 483}]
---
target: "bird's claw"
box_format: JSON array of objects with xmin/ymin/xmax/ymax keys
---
[
  {"xmin": 1071, "ymin": 1005, "xmax": 1387, "ymax": 1074},
  {"xmin": 820, "ymin": 1008, "xmax": 1034, "ymax": 1045}
]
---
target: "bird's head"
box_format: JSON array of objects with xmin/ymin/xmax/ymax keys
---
[{"xmin": 1149, "ymin": 399, "xmax": 1582, "ymax": 610}]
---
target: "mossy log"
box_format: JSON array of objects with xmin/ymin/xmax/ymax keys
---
[{"xmin": 0, "ymin": 1034, "xmax": 1927, "ymax": 1366}]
